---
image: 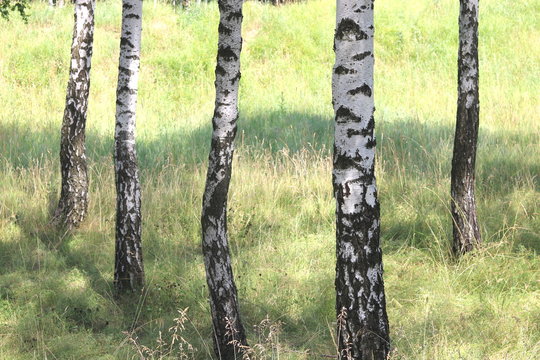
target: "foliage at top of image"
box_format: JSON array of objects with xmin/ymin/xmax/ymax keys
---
[{"xmin": 0, "ymin": 0, "xmax": 29, "ymax": 22}]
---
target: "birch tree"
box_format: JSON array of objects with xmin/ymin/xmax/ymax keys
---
[
  {"xmin": 201, "ymin": 0, "xmax": 248, "ymax": 357},
  {"xmin": 332, "ymin": 0, "xmax": 390, "ymax": 358},
  {"xmin": 451, "ymin": 0, "xmax": 481, "ymax": 255},
  {"xmin": 52, "ymin": 0, "xmax": 95, "ymax": 229},
  {"xmin": 113, "ymin": 0, "xmax": 144, "ymax": 292}
]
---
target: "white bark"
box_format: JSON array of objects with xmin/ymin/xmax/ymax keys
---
[
  {"xmin": 332, "ymin": 0, "xmax": 389, "ymax": 358},
  {"xmin": 201, "ymin": 0, "xmax": 248, "ymax": 357},
  {"xmin": 53, "ymin": 0, "xmax": 95, "ymax": 229},
  {"xmin": 114, "ymin": 0, "xmax": 144, "ymax": 292},
  {"xmin": 451, "ymin": 0, "xmax": 481, "ymax": 255}
]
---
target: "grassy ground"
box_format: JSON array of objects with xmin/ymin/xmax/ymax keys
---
[{"xmin": 0, "ymin": 0, "xmax": 538, "ymax": 358}]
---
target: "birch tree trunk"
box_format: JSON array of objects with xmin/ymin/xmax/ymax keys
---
[
  {"xmin": 201, "ymin": 0, "xmax": 248, "ymax": 357},
  {"xmin": 451, "ymin": 0, "xmax": 481, "ymax": 256},
  {"xmin": 53, "ymin": 0, "xmax": 95, "ymax": 229},
  {"xmin": 113, "ymin": 0, "xmax": 144, "ymax": 293},
  {"xmin": 332, "ymin": 1, "xmax": 390, "ymax": 358}
]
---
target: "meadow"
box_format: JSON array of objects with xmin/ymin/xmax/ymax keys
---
[{"xmin": 0, "ymin": 0, "xmax": 538, "ymax": 358}]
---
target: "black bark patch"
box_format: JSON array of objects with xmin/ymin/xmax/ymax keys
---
[
  {"xmin": 366, "ymin": 137, "xmax": 376, "ymax": 148},
  {"xmin": 348, "ymin": 83, "xmax": 371, "ymax": 97},
  {"xmin": 336, "ymin": 106, "xmax": 362, "ymax": 123},
  {"xmin": 215, "ymin": 64, "xmax": 226, "ymax": 76},
  {"xmin": 335, "ymin": 66, "xmax": 356, "ymax": 75},
  {"xmin": 120, "ymin": 37, "xmax": 135, "ymax": 49},
  {"xmin": 352, "ymin": 51, "xmax": 371, "ymax": 61},
  {"xmin": 118, "ymin": 86, "xmax": 137, "ymax": 95},
  {"xmin": 218, "ymin": 23, "xmax": 232, "ymax": 36},
  {"xmin": 342, "ymin": 182, "xmax": 351, "ymax": 197},
  {"xmin": 230, "ymin": 71, "xmax": 241, "ymax": 84},
  {"xmin": 119, "ymin": 67, "xmax": 134, "ymax": 76},
  {"xmin": 354, "ymin": 5, "xmax": 369, "ymax": 13},
  {"xmin": 367, "ymin": 115, "xmax": 375, "ymax": 130},
  {"xmin": 118, "ymin": 110, "xmax": 135, "ymax": 117},
  {"xmin": 333, "ymin": 153, "xmax": 371, "ymax": 176},
  {"xmin": 226, "ymin": 11, "xmax": 243, "ymax": 22},
  {"xmin": 217, "ymin": 46, "xmax": 238, "ymax": 61},
  {"xmin": 335, "ymin": 18, "xmax": 368, "ymax": 41},
  {"xmin": 217, "ymin": 0, "xmax": 226, "ymax": 11}
]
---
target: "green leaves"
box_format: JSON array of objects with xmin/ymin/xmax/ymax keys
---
[{"xmin": 0, "ymin": 0, "xmax": 30, "ymax": 23}]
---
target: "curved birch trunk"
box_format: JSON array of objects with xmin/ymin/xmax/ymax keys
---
[
  {"xmin": 113, "ymin": 0, "xmax": 144, "ymax": 293},
  {"xmin": 201, "ymin": 0, "xmax": 248, "ymax": 357},
  {"xmin": 451, "ymin": 0, "xmax": 481, "ymax": 256},
  {"xmin": 53, "ymin": 0, "xmax": 95, "ymax": 229},
  {"xmin": 332, "ymin": 1, "xmax": 390, "ymax": 358}
]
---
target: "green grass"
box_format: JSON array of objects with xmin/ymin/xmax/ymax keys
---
[{"xmin": 0, "ymin": 0, "xmax": 538, "ymax": 358}]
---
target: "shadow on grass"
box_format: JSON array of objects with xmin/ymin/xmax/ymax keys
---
[
  {"xmin": 1, "ymin": 111, "xmax": 536, "ymax": 176},
  {"xmin": 0, "ymin": 110, "xmax": 537, "ymax": 250},
  {"xmin": 0, "ymin": 111, "xmax": 538, "ymax": 357},
  {"xmin": 0, "ymin": 110, "xmax": 332, "ymax": 169}
]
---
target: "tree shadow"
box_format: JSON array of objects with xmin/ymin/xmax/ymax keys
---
[{"xmin": 0, "ymin": 111, "xmax": 537, "ymax": 356}]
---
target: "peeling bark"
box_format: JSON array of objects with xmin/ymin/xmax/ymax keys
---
[
  {"xmin": 114, "ymin": 0, "xmax": 144, "ymax": 293},
  {"xmin": 53, "ymin": 0, "xmax": 95, "ymax": 229},
  {"xmin": 332, "ymin": 1, "xmax": 390, "ymax": 359},
  {"xmin": 201, "ymin": 0, "xmax": 248, "ymax": 358},
  {"xmin": 451, "ymin": 0, "xmax": 481, "ymax": 256}
]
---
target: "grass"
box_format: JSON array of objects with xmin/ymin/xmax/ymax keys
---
[{"xmin": 0, "ymin": 0, "xmax": 538, "ymax": 358}]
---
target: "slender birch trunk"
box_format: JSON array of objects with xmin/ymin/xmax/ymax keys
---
[
  {"xmin": 332, "ymin": 1, "xmax": 390, "ymax": 358},
  {"xmin": 113, "ymin": 0, "xmax": 144, "ymax": 293},
  {"xmin": 451, "ymin": 0, "xmax": 481, "ymax": 256},
  {"xmin": 201, "ymin": 0, "xmax": 248, "ymax": 357},
  {"xmin": 53, "ymin": 0, "xmax": 95, "ymax": 229}
]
